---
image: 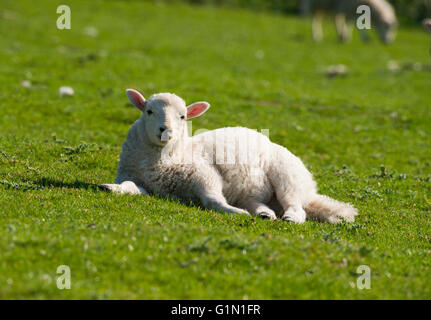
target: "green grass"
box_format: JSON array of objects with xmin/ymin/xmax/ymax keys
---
[{"xmin": 1, "ymin": 0, "xmax": 431, "ymax": 299}]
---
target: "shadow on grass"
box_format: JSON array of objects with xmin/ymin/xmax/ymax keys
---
[{"xmin": 33, "ymin": 177, "xmax": 99, "ymax": 191}]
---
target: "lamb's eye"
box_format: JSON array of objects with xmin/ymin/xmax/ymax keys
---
[
  {"xmin": 180, "ymin": 115, "xmax": 185, "ymax": 120},
  {"xmin": 147, "ymin": 110, "xmax": 153, "ymax": 115}
]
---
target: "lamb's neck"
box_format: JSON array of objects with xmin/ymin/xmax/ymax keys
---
[
  {"xmin": 131, "ymin": 124, "xmax": 161, "ymax": 164},
  {"xmin": 134, "ymin": 120, "xmax": 191, "ymax": 165},
  {"xmin": 140, "ymin": 137, "xmax": 190, "ymax": 166}
]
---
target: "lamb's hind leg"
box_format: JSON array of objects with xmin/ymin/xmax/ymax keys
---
[
  {"xmin": 278, "ymin": 192, "xmax": 307, "ymax": 224},
  {"xmin": 268, "ymin": 146, "xmax": 311, "ymax": 224},
  {"xmin": 99, "ymin": 181, "xmax": 148, "ymax": 195}
]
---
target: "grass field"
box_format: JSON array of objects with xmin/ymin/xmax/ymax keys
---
[{"xmin": 1, "ymin": 0, "xmax": 431, "ymax": 299}]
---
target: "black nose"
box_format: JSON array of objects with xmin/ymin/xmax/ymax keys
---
[{"xmin": 159, "ymin": 127, "xmax": 166, "ymax": 133}]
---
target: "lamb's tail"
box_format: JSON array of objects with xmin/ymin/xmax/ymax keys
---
[{"xmin": 304, "ymin": 194, "xmax": 358, "ymax": 224}]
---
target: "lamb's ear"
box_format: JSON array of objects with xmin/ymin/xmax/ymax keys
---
[
  {"xmin": 187, "ymin": 102, "xmax": 210, "ymax": 119},
  {"xmin": 126, "ymin": 89, "xmax": 147, "ymax": 112}
]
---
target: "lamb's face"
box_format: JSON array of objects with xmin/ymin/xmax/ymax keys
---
[
  {"xmin": 376, "ymin": 19, "xmax": 397, "ymax": 44},
  {"xmin": 125, "ymin": 89, "xmax": 210, "ymax": 148},
  {"xmin": 424, "ymin": 19, "xmax": 431, "ymax": 33},
  {"xmin": 142, "ymin": 94, "xmax": 188, "ymax": 147}
]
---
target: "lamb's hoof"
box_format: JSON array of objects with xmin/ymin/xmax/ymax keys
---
[
  {"xmin": 98, "ymin": 184, "xmax": 118, "ymax": 193},
  {"xmin": 238, "ymin": 209, "xmax": 251, "ymax": 215},
  {"xmin": 282, "ymin": 210, "xmax": 306, "ymax": 224},
  {"xmin": 98, "ymin": 184, "xmax": 111, "ymax": 191},
  {"xmin": 228, "ymin": 208, "xmax": 250, "ymax": 215},
  {"xmin": 282, "ymin": 215, "xmax": 305, "ymax": 224},
  {"xmin": 257, "ymin": 212, "xmax": 277, "ymax": 220}
]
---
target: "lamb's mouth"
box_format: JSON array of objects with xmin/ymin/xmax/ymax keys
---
[
  {"xmin": 159, "ymin": 130, "xmax": 172, "ymax": 142},
  {"xmin": 156, "ymin": 134, "xmax": 169, "ymax": 145}
]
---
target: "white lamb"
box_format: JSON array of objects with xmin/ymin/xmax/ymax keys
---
[
  {"xmin": 99, "ymin": 89, "xmax": 358, "ymax": 224},
  {"xmin": 301, "ymin": 0, "xmax": 398, "ymax": 44}
]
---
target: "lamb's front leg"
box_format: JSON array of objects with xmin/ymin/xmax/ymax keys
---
[
  {"xmin": 199, "ymin": 192, "xmax": 249, "ymax": 215},
  {"xmin": 99, "ymin": 181, "xmax": 148, "ymax": 195},
  {"xmin": 244, "ymin": 200, "xmax": 277, "ymax": 220}
]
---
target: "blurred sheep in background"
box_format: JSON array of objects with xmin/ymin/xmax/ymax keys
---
[{"xmin": 300, "ymin": 0, "xmax": 398, "ymax": 43}]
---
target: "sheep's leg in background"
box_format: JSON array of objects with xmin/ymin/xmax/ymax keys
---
[
  {"xmin": 244, "ymin": 200, "xmax": 277, "ymax": 220},
  {"xmin": 312, "ymin": 11, "xmax": 324, "ymax": 42},
  {"xmin": 358, "ymin": 29, "xmax": 371, "ymax": 42},
  {"xmin": 335, "ymin": 13, "xmax": 352, "ymax": 43},
  {"xmin": 343, "ymin": 21, "xmax": 353, "ymax": 42},
  {"xmin": 98, "ymin": 181, "xmax": 148, "ymax": 195}
]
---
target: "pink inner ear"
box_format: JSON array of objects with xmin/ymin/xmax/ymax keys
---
[
  {"xmin": 126, "ymin": 89, "xmax": 146, "ymax": 111},
  {"xmin": 187, "ymin": 102, "xmax": 210, "ymax": 119}
]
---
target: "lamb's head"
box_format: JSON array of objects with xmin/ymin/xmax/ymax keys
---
[
  {"xmin": 375, "ymin": 18, "xmax": 398, "ymax": 44},
  {"xmin": 126, "ymin": 89, "xmax": 210, "ymax": 147},
  {"xmin": 424, "ymin": 19, "xmax": 431, "ymax": 33},
  {"xmin": 371, "ymin": 0, "xmax": 398, "ymax": 44}
]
